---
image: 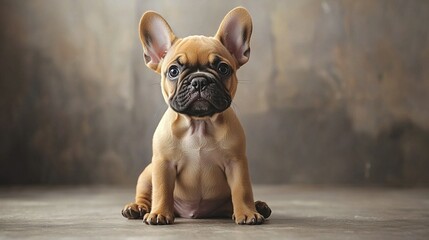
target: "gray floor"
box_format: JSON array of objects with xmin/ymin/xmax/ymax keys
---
[{"xmin": 0, "ymin": 185, "xmax": 428, "ymax": 240}]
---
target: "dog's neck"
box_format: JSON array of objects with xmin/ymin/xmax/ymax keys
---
[
  {"xmin": 189, "ymin": 119, "xmax": 210, "ymax": 136},
  {"xmin": 171, "ymin": 108, "xmax": 227, "ymax": 140}
]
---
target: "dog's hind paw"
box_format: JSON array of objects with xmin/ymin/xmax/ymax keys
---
[{"xmin": 255, "ymin": 201, "xmax": 272, "ymax": 219}]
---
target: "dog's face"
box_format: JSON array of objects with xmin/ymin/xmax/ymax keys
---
[
  {"xmin": 162, "ymin": 37, "xmax": 235, "ymax": 117},
  {"xmin": 139, "ymin": 8, "xmax": 252, "ymax": 117}
]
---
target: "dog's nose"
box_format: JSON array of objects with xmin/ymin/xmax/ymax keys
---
[{"xmin": 191, "ymin": 77, "xmax": 208, "ymax": 91}]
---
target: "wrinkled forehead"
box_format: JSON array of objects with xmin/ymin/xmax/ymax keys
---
[{"xmin": 163, "ymin": 36, "xmax": 235, "ymax": 69}]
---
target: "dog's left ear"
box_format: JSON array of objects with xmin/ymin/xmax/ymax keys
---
[{"xmin": 215, "ymin": 7, "xmax": 253, "ymax": 67}]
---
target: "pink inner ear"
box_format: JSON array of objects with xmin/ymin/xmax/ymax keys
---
[{"xmin": 145, "ymin": 18, "xmax": 173, "ymax": 64}]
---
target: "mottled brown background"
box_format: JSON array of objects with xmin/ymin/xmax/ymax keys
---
[{"xmin": 1, "ymin": 0, "xmax": 428, "ymax": 186}]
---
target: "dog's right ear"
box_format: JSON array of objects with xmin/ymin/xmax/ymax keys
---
[{"xmin": 139, "ymin": 11, "xmax": 176, "ymax": 72}]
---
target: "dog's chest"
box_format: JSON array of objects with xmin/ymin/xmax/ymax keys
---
[
  {"xmin": 175, "ymin": 119, "xmax": 229, "ymax": 192},
  {"xmin": 181, "ymin": 120, "xmax": 221, "ymax": 157},
  {"xmin": 174, "ymin": 120, "xmax": 231, "ymax": 217}
]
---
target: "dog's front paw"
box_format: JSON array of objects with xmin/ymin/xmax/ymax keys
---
[
  {"xmin": 143, "ymin": 211, "xmax": 175, "ymax": 225},
  {"xmin": 232, "ymin": 209, "xmax": 265, "ymax": 225},
  {"xmin": 122, "ymin": 203, "xmax": 149, "ymax": 219}
]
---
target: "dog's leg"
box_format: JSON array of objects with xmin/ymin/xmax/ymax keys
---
[
  {"xmin": 226, "ymin": 158, "xmax": 265, "ymax": 225},
  {"xmin": 143, "ymin": 159, "xmax": 176, "ymax": 225},
  {"xmin": 122, "ymin": 164, "xmax": 153, "ymax": 219}
]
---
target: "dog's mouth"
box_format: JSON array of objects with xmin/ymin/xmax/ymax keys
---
[
  {"xmin": 169, "ymin": 75, "xmax": 232, "ymax": 117},
  {"xmin": 186, "ymin": 98, "xmax": 214, "ymax": 117}
]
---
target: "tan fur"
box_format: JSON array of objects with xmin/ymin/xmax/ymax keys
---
[{"xmin": 122, "ymin": 7, "xmax": 270, "ymax": 225}]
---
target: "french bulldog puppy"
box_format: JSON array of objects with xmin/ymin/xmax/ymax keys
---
[{"xmin": 122, "ymin": 7, "xmax": 271, "ymax": 225}]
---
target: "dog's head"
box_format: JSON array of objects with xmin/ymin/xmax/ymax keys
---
[{"xmin": 139, "ymin": 7, "xmax": 252, "ymax": 118}]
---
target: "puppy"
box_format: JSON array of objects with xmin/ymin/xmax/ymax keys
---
[{"xmin": 122, "ymin": 7, "xmax": 271, "ymax": 225}]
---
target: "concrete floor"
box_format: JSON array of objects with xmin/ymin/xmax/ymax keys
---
[{"xmin": 0, "ymin": 185, "xmax": 428, "ymax": 240}]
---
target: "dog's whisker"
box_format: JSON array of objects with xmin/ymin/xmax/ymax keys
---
[{"xmin": 238, "ymin": 79, "xmax": 252, "ymax": 83}]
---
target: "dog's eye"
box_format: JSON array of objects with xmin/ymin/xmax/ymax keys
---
[
  {"xmin": 217, "ymin": 62, "xmax": 231, "ymax": 76},
  {"xmin": 168, "ymin": 65, "xmax": 180, "ymax": 79}
]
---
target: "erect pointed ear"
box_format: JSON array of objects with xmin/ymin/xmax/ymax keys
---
[
  {"xmin": 215, "ymin": 7, "xmax": 253, "ymax": 67},
  {"xmin": 139, "ymin": 11, "xmax": 176, "ymax": 72}
]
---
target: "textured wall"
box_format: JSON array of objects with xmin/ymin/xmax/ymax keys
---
[{"xmin": 1, "ymin": 0, "xmax": 428, "ymax": 185}]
